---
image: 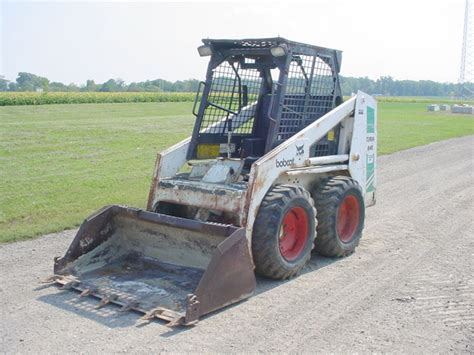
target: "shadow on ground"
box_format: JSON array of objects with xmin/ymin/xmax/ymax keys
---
[
  {"xmin": 38, "ymin": 289, "xmax": 145, "ymax": 328},
  {"xmin": 254, "ymin": 254, "xmax": 339, "ymax": 296}
]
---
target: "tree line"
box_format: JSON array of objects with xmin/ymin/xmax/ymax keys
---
[
  {"xmin": 0, "ymin": 73, "xmax": 200, "ymax": 93},
  {"xmin": 340, "ymin": 76, "xmax": 472, "ymax": 97},
  {"xmin": 0, "ymin": 72, "xmax": 471, "ymax": 97}
]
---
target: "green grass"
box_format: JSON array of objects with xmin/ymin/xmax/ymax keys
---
[
  {"xmin": 378, "ymin": 103, "xmax": 474, "ymax": 154},
  {"xmin": 0, "ymin": 102, "xmax": 194, "ymax": 242},
  {"xmin": 374, "ymin": 96, "xmax": 474, "ymax": 104},
  {"xmin": 1, "ymin": 101, "xmax": 473, "ymax": 242}
]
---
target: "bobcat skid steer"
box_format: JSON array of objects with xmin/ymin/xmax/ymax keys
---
[{"xmin": 49, "ymin": 38, "xmax": 377, "ymax": 326}]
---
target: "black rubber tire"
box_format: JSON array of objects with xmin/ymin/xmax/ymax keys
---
[
  {"xmin": 252, "ymin": 185, "xmax": 317, "ymax": 280},
  {"xmin": 313, "ymin": 176, "xmax": 365, "ymax": 257}
]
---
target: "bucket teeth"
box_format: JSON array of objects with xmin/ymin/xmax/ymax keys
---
[
  {"xmin": 166, "ymin": 316, "xmax": 185, "ymax": 328},
  {"xmin": 141, "ymin": 308, "xmax": 164, "ymax": 321},
  {"xmin": 140, "ymin": 307, "xmax": 183, "ymax": 326},
  {"xmin": 79, "ymin": 288, "xmax": 93, "ymax": 298},
  {"xmin": 95, "ymin": 295, "xmax": 118, "ymax": 309},
  {"xmin": 41, "ymin": 275, "xmax": 62, "ymax": 284}
]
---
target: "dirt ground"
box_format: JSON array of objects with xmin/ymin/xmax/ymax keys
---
[{"xmin": 1, "ymin": 136, "xmax": 473, "ymax": 353}]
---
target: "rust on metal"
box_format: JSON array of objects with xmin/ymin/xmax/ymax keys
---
[
  {"xmin": 146, "ymin": 154, "xmax": 162, "ymax": 211},
  {"xmin": 156, "ymin": 178, "xmax": 246, "ymax": 215},
  {"xmin": 52, "ymin": 205, "xmax": 256, "ymax": 326},
  {"xmin": 192, "ymin": 228, "xmax": 256, "ymax": 319},
  {"xmin": 147, "ymin": 137, "xmax": 191, "ymax": 212},
  {"xmin": 79, "ymin": 288, "xmax": 93, "ymax": 298},
  {"xmin": 141, "ymin": 307, "xmax": 183, "ymax": 323},
  {"xmin": 184, "ymin": 294, "xmax": 200, "ymax": 325},
  {"xmin": 41, "ymin": 275, "xmax": 62, "ymax": 284}
]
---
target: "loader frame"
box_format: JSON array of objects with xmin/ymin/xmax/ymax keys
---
[{"xmin": 147, "ymin": 91, "xmax": 377, "ymax": 245}]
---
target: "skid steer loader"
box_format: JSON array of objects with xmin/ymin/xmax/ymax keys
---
[{"xmin": 49, "ymin": 38, "xmax": 377, "ymax": 326}]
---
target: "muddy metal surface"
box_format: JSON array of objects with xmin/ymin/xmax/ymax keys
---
[{"xmin": 1, "ymin": 136, "xmax": 473, "ymax": 353}]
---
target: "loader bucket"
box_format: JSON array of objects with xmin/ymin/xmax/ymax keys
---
[{"xmin": 52, "ymin": 205, "xmax": 256, "ymax": 326}]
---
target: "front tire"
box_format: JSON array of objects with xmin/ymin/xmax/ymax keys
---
[
  {"xmin": 252, "ymin": 185, "xmax": 316, "ymax": 280},
  {"xmin": 313, "ymin": 176, "xmax": 365, "ymax": 257}
]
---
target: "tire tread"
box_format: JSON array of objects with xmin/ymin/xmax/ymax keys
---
[
  {"xmin": 252, "ymin": 185, "xmax": 317, "ymax": 280},
  {"xmin": 313, "ymin": 176, "xmax": 365, "ymax": 257}
]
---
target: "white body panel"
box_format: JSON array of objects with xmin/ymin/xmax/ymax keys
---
[
  {"xmin": 244, "ymin": 93, "xmax": 373, "ymax": 238},
  {"xmin": 147, "ymin": 138, "xmax": 190, "ymax": 210},
  {"xmin": 348, "ymin": 91, "xmax": 377, "ymax": 206},
  {"xmin": 148, "ymin": 92, "xmax": 377, "ymax": 251}
]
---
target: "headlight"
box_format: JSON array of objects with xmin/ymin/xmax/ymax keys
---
[
  {"xmin": 270, "ymin": 44, "xmax": 287, "ymax": 57},
  {"xmin": 197, "ymin": 45, "xmax": 212, "ymax": 57}
]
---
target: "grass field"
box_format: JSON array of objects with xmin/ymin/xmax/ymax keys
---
[{"xmin": 1, "ymin": 101, "xmax": 473, "ymax": 242}]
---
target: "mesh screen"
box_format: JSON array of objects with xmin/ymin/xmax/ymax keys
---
[
  {"xmin": 314, "ymin": 142, "xmax": 330, "ymax": 156},
  {"xmin": 200, "ymin": 60, "xmax": 262, "ymax": 135},
  {"xmin": 277, "ymin": 54, "xmax": 336, "ymax": 142}
]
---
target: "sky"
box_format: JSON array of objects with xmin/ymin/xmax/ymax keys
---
[{"xmin": 0, "ymin": 0, "xmax": 468, "ymax": 85}]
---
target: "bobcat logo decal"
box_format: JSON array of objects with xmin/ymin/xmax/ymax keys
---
[{"xmin": 296, "ymin": 144, "xmax": 305, "ymax": 156}]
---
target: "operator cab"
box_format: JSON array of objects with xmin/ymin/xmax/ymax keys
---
[{"xmin": 187, "ymin": 37, "xmax": 344, "ymax": 171}]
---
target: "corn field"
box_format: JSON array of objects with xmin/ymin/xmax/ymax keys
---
[
  {"xmin": 1, "ymin": 92, "xmax": 472, "ymax": 106},
  {"xmin": 0, "ymin": 92, "xmax": 195, "ymax": 106}
]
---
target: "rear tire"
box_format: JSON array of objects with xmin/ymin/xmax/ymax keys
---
[
  {"xmin": 252, "ymin": 185, "xmax": 316, "ymax": 280},
  {"xmin": 313, "ymin": 176, "xmax": 365, "ymax": 257}
]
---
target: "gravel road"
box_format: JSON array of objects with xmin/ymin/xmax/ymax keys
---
[{"xmin": 1, "ymin": 136, "xmax": 473, "ymax": 353}]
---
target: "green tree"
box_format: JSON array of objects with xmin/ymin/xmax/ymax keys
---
[
  {"xmin": 377, "ymin": 76, "xmax": 395, "ymax": 95},
  {"xmin": 99, "ymin": 79, "xmax": 126, "ymax": 92},
  {"xmin": 0, "ymin": 76, "xmax": 9, "ymax": 91},
  {"xmin": 115, "ymin": 78, "xmax": 126, "ymax": 91},
  {"xmin": 8, "ymin": 82, "xmax": 18, "ymax": 91},
  {"xmin": 84, "ymin": 80, "xmax": 97, "ymax": 92},
  {"xmin": 49, "ymin": 82, "xmax": 68, "ymax": 91},
  {"xmin": 16, "ymin": 72, "xmax": 49, "ymax": 91},
  {"xmin": 67, "ymin": 83, "xmax": 80, "ymax": 92},
  {"xmin": 127, "ymin": 82, "xmax": 144, "ymax": 92}
]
